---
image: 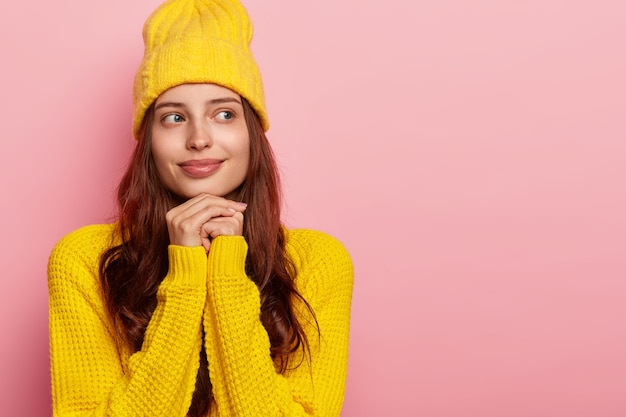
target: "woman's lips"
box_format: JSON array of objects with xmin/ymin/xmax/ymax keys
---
[{"xmin": 179, "ymin": 159, "xmax": 223, "ymax": 177}]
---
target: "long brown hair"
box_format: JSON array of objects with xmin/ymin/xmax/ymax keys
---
[{"xmin": 99, "ymin": 97, "xmax": 314, "ymax": 416}]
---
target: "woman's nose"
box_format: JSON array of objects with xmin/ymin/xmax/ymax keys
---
[{"xmin": 187, "ymin": 121, "xmax": 213, "ymax": 149}]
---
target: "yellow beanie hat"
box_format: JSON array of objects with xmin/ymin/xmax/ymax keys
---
[{"xmin": 132, "ymin": 0, "xmax": 268, "ymax": 139}]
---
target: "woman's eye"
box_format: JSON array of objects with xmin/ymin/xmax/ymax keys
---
[
  {"xmin": 162, "ymin": 114, "xmax": 184, "ymax": 123},
  {"xmin": 215, "ymin": 111, "xmax": 234, "ymax": 121}
]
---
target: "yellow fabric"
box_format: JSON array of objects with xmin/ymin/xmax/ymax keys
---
[
  {"xmin": 132, "ymin": 0, "xmax": 269, "ymax": 138},
  {"xmin": 48, "ymin": 223, "xmax": 353, "ymax": 416}
]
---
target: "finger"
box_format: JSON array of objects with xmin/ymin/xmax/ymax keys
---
[
  {"xmin": 202, "ymin": 212, "xmax": 245, "ymax": 238},
  {"xmin": 187, "ymin": 193, "xmax": 248, "ymax": 213},
  {"xmin": 167, "ymin": 193, "xmax": 245, "ymax": 221},
  {"xmin": 201, "ymin": 235, "xmax": 211, "ymax": 254}
]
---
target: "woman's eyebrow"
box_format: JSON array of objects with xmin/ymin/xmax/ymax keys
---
[
  {"xmin": 154, "ymin": 101, "xmax": 185, "ymax": 111},
  {"xmin": 206, "ymin": 97, "xmax": 242, "ymax": 106},
  {"xmin": 154, "ymin": 97, "xmax": 242, "ymax": 111}
]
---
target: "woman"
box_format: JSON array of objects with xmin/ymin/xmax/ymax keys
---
[{"xmin": 47, "ymin": 0, "xmax": 354, "ymax": 416}]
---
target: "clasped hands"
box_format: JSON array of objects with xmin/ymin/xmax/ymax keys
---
[{"xmin": 166, "ymin": 193, "xmax": 247, "ymax": 253}]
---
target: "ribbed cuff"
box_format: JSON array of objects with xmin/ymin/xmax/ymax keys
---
[
  {"xmin": 162, "ymin": 245, "xmax": 208, "ymax": 288},
  {"xmin": 207, "ymin": 236, "xmax": 248, "ymax": 277}
]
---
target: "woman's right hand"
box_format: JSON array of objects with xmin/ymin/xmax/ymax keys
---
[{"xmin": 165, "ymin": 193, "xmax": 247, "ymax": 253}]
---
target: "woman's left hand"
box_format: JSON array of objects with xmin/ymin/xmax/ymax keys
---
[{"xmin": 201, "ymin": 205, "xmax": 245, "ymax": 250}]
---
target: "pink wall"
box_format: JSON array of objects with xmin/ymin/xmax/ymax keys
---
[{"xmin": 1, "ymin": 0, "xmax": 625, "ymax": 415}]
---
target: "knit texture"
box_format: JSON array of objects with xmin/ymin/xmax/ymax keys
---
[
  {"xmin": 48, "ymin": 224, "xmax": 353, "ymax": 416},
  {"xmin": 132, "ymin": 0, "xmax": 269, "ymax": 138}
]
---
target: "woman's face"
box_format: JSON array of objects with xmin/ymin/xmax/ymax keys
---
[{"xmin": 151, "ymin": 83, "xmax": 250, "ymax": 201}]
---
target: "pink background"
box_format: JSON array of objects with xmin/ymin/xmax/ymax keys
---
[{"xmin": 1, "ymin": 0, "xmax": 625, "ymax": 415}]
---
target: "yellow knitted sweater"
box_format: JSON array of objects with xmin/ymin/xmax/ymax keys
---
[{"xmin": 48, "ymin": 224, "xmax": 353, "ymax": 416}]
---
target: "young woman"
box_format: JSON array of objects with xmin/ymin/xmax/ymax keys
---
[{"xmin": 47, "ymin": 0, "xmax": 353, "ymax": 416}]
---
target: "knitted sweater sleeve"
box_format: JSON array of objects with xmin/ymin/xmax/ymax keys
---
[
  {"xmin": 48, "ymin": 225, "xmax": 207, "ymax": 416},
  {"xmin": 203, "ymin": 231, "xmax": 354, "ymax": 416}
]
